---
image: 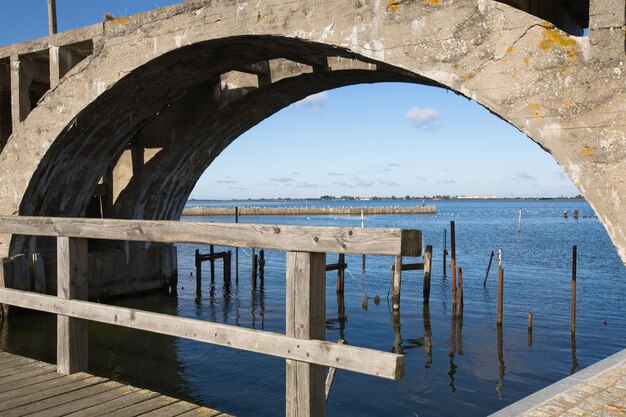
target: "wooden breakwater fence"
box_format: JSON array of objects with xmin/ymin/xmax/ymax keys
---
[
  {"xmin": 0, "ymin": 216, "xmax": 422, "ymax": 417},
  {"xmin": 182, "ymin": 205, "xmax": 436, "ymax": 216}
]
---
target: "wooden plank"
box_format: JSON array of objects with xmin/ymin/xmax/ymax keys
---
[
  {"xmin": 109, "ymin": 395, "xmax": 179, "ymax": 417},
  {"xmin": 57, "ymin": 237, "xmax": 88, "ymax": 375},
  {"xmin": 390, "ymin": 262, "xmax": 424, "ymax": 272},
  {"xmin": 0, "ymin": 367, "xmax": 62, "ymax": 393},
  {"xmin": 30, "ymin": 253, "xmax": 46, "ymax": 293},
  {"xmin": 286, "ymin": 251, "xmax": 326, "ymax": 417},
  {"xmin": 64, "ymin": 388, "xmax": 161, "ymax": 417},
  {"xmin": 0, "ymin": 374, "xmax": 105, "ymax": 412},
  {"xmin": 176, "ymin": 408, "xmax": 226, "ymax": 417},
  {"xmin": 0, "ymin": 288, "xmax": 403, "ymax": 380},
  {"xmin": 24, "ymin": 381, "xmax": 129, "ymax": 417},
  {"xmin": 136, "ymin": 400, "xmax": 198, "ymax": 416},
  {"xmin": 0, "ymin": 371, "xmax": 91, "ymax": 402},
  {"xmin": 1, "ymin": 379, "xmax": 119, "ymax": 417},
  {"xmin": 0, "ymin": 216, "xmax": 421, "ymax": 256}
]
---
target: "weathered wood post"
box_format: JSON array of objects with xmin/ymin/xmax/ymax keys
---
[
  {"xmin": 450, "ymin": 221, "xmax": 457, "ymax": 308},
  {"xmin": 443, "ymin": 229, "xmax": 447, "ymax": 277},
  {"xmin": 361, "ymin": 209, "xmax": 366, "ymax": 273},
  {"xmin": 259, "ymin": 249, "xmax": 265, "ymax": 283},
  {"xmin": 571, "ymin": 245, "xmax": 577, "ymax": 335},
  {"xmin": 209, "ymin": 245, "xmax": 216, "ymax": 283},
  {"xmin": 286, "ymin": 251, "xmax": 326, "ymax": 417},
  {"xmin": 195, "ymin": 249, "xmax": 202, "ymax": 294},
  {"xmin": 518, "ymin": 208, "xmax": 522, "ymax": 233},
  {"xmin": 497, "ymin": 264, "xmax": 504, "ymax": 326},
  {"xmin": 483, "ymin": 251, "xmax": 494, "ymax": 287},
  {"xmin": 423, "ymin": 303, "xmax": 432, "ymax": 365},
  {"xmin": 224, "ymin": 250, "xmax": 232, "ymax": 284},
  {"xmin": 423, "ymin": 245, "xmax": 432, "ymax": 303},
  {"xmin": 456, "ymin": 267, "xmax": 463, "ymax": 318},
  {"xmin": 47, "ymin": 0, "xmax": 57, "ymax": 35},
  {"xmin": 528, "ymin": 312, "xmax": 533, "ymax": 347},
  {"xmin": 57, "ymin": 236, "xmax": 88, "ymax": 374},
  {"xmin": 392, "ymin": 256, "xmax": 402, "ymax": 310},
  {"xmin": 336, "ymin": 253, "xmax": 345, "ymax": 293},
  {"xmin": 251, "ymin": 248, "xmax": 257, "ymax": 290},
  {"xmin": 235, "ymin": 206, "xmax": 239, "ymax": 283}
]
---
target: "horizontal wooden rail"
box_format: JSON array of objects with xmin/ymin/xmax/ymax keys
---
[
  {"xmin": 0, "ymin": 216, "xmax": 421, "ymax": 256},
  {"xmin": 0, "ymin": 288, "xmax": 404, "ymax": 380}
]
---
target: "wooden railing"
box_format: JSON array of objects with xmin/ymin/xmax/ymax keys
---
[{"xmin": 0, "ymin": 216, "xmax": 422, "ymax": 417}]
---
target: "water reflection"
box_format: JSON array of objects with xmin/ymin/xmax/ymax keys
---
[
  {"xmin": 423, "ymin": 303, "xmax": 432, "ymax": 367},
  {"xmin": 336, "ymin": 292, "xmax": 347, "ymax": 342},
  {"xmin": 449, "ymin": 312, "xmax": 457, "ymax": 393},
  {"xmin": 496, "ymin": 325, "xmax": 505, "ymax": 398},
  {"xmin": 570, "ymin": 333, "xmax": 578, "ymax": 375},
  {"xmin": 392, "ymin": 309, "xmax": 403, "ymax": 354}
]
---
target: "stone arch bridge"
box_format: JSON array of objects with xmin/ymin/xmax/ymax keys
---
[{"xmin": 0, "ymin": 0, "xmax": 623, "ymax": 296}]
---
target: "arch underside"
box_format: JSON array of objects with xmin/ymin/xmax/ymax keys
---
[
  {"xmin": 11, "ymin": 36, "xmax": 441, "ymax": 256},
  {"xmin": 3, "ymin": 0, "xmax": 624, "ymax": 265}
]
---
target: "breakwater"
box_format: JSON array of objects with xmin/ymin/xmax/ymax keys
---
[{"xmin": 182, "ymin": 205, "xmax": 436, "ymax": 216}]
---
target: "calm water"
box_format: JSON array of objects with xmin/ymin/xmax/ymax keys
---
[{"xmin": 1, "ymin": 199, "xmax": 625, "ymax": 416}]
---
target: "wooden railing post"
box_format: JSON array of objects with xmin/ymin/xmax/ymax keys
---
[
  {"xmin": 57, "ymin": 236, "xmax": 88, "ymax": 375},
  {"xmin": 286, "ymin": 251, "xmax": 326, "ymax": 417}
]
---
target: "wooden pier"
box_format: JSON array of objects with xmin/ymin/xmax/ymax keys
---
[
  {"xmin": 0, "ymin": 350, "xmax": 228, "ymax": 416},
  {"xmin": 0, "ymin": 216, "xmax": 420, "ymax": 417}
]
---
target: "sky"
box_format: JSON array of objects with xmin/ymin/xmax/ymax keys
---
[{"xmin": 0, "ymin": 1, "xmax": 581, "ymax": 200}]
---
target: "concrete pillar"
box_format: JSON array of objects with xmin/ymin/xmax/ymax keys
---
[
  {"xmin": 9, "ymin": 55, "xmax": 29, "ymax": 126},
  {"xmin": 49, "ymin": 46, "xmax": 60, "ymax": 88},
  {"xmin": 589, "ymin": 0, "xmax": 625, "ymax": 59}
]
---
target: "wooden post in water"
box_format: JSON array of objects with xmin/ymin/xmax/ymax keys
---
[
  {"xmin": 450, "ymin": 221, "xmax": 457, "ymax": 308},
  {"xmin": 483, "ymin": 251, "xmax": 494, "ymax": 287},
  {"xmin": 528, "ymin": 312, "xmax": 533, "ymax": 347},
  {"xmin": 251, "ymin": 248, "xmax": 257, "ymax": 290},
  {"xmin": 497, "ymin": 264, "xmax": 504, "ymax": 326},
  {"xmin": 195, "ymin": 249, "xmax": 202, "ymax": 294},
  {"xmin": 235, "ymin": 206, "xmax": 239, "ymax": 283},
  {"xmin": 57, "ymin": 237, "xmax": 88, "ymax": 374},
  {"xmin": 286, "ymin": 251, "xmax": 326, "ymax": 417},
  {"xmin": 47, "ymin": 0, "xmax": 57, "ymax": 35},
  {"xmin": 224, "ymin": 251, "xmax": 232, "ymax": 284},
  {"xmin": 423, "ymin": 245, "xmax": 432, "ymax": 304},
  {"xmin": 337, "ymin": 253, "xmax": 345, "ymax": 293},
  {"xmin": 259, "ymin": 249, "xmax": 265, "ymax": 284},
  {"xmin": 361, "ymin": 209, "xmax": 366, "ymax": 273},
  {"xmin": 209, "ymin": 244, "xmax": 216, "ymax": 282},
  {"xmin": 518, "ymin": 208, "xmax": 522, "ymax": 233},
  {"xmin": 571, "ymin": 245, "xmax": 577, "ymax": 335},
  {"xmin": 456, "ymin": 267, "xmax": 464, "ymax": 318},
  {"xmin": 392, "ymin": 256, "xmax": 402, "ymax": 310},
  {"xmin": 443, "ymin": 229, "xmax": 448, "ymax": 277}
]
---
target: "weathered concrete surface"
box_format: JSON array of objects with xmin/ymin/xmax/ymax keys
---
[{"xmin": 0, "ymin": 0, "xmax": 624, "ymax": 293}]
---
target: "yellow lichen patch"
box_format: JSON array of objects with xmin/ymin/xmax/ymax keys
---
[
  {"xmin": 115, "ymin": 17, "xmax": 130, "ymax": 25},
  {"xmin": 539, "ymin": 23, "xmax": 579, "ymax": 61},
  {"xmin": 506, "ymin": 45, "xmax": 515, "ymax": 53},
  {"xmin": 523, "ymin": 56, "xmax": 529, "ymax": 64},
  {"xmin": 424, "ymin": 0, "xmax": 441, "ymax": 5},
  {"xmin": 388, "ymin": 0, "xmax": 400, "ymax": 11},
  {"xmin": 462, "ymin": 74, "xmax": 471, "ymax": 81},
  {"xmin": 528, "ymin": 103, "xmax": 541, "ymax": 116},
  {"xmin": 581, "ymin": 147, "xmax": 594, "ymax": 156},
  {"xmin": 557, "ymin": 66, "xmax": 567, "ymax": 73},
  {"xmin": 562, "ymin": 102, "xmax": 571, "ymax": 109}
]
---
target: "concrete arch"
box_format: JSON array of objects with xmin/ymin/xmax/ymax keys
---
[{"xmin": 0, "ymin": 0, "xmax": 624, "ymax": 265}]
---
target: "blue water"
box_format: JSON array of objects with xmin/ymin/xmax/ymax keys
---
[{"xmin": 1, "ymin": 199, "xmax": 625, "ymax": 416}]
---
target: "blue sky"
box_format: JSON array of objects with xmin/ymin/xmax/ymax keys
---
[{"xmin": 1, "ymin": 1, "xmax": 580, "ymax": 200}]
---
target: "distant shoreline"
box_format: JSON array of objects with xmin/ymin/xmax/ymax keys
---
[
  {"xmin": 182, "ymin": 205, "xmax": 437, "ymax": 216},
  {"xmin": 188, "ymin": 196, "xmax": 584, "ymax": 203}
]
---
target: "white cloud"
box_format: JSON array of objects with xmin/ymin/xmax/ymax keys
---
[
  {"xmin": 405, "ymin": 107, "xmax": 441, "ymax": 129},
  {"xmin": 296, "ymin": 92, "xmax": 328, "ymax": 111}
]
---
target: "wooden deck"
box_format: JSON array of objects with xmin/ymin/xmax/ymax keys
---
[{"xmin": 0, "ymin": 351, "xmax": 232, "ymax": 417}]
